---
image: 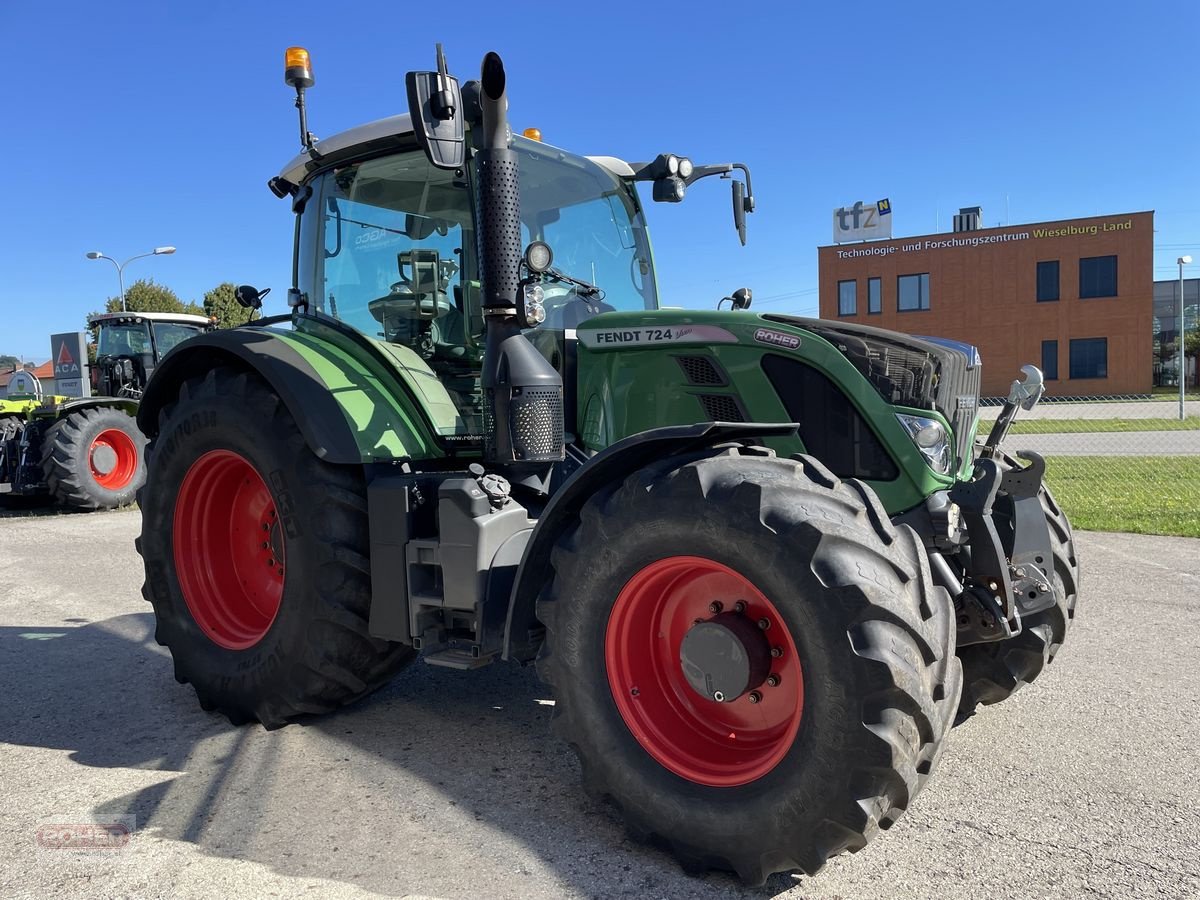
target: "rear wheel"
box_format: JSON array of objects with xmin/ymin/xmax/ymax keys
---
[
  {"xmin": 137, "ymin": 367, "xmax": 415, "ymax": 727},
  {"xmin": 956, "ymin": 451, "xmax": 1080, "ymax": 720},
  {"xmin": 537, "ymin": 448, "xmax": 960, "ymax": 884},
  {"xmin": 41, "ymin": 407, "xmax": 146, "ymax": 510}
]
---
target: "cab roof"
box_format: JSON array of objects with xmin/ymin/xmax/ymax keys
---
[
  {"xmin": 87, "ymin": 312, "xmax": 213, "ymax": 327},
  {"xmin": 277, "ymin": 113, "xmax": 635, "ymax": 186}
]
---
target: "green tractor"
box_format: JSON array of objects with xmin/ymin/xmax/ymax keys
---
[
  {"xmin": 0, "ymin": 311, "xmax": 211, "ymax": 510},
  {"xmin": 136, "ymin": 46, "xmax": 1079, "ymax": 883}
]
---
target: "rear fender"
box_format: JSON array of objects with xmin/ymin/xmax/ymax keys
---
[
  {"xmin": 501, "ymin": 422, "xmax": 797, "ymax": 661},
  {"xmin": 137, "ymin": 328, "xmax": 442, "ymax": 464}
]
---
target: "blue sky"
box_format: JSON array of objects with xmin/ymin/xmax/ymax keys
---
[{"xmin": 1, "ymin": 1, "xmax": 1197, "ymax": 360}]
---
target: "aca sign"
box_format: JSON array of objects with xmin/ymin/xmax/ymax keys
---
[
  {"xmin": 50, "ymin": 332, "xmax": 91, "ymax": 398},
  {"xmin": 832, "ymin": 199, "xmax": 892, "ymax": 243}
]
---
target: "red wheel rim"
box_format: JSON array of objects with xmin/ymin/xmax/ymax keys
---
[
  {"xmin": 173, "ymin": 449, "xmax": 284, "ymax": 650},
  {"xmin": 89, "ymin": 428, "xmax": 139, "ymax": 490},
  {"xmin": 605, "ymin": 556, "xmax": 803, "ymax": 787}
]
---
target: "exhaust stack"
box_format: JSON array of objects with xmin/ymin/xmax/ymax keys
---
[{"xmin": 474, "ymin": 52, "xmax": 564, "ymax": 489}]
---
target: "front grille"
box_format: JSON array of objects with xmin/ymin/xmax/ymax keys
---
[
  {"xmin": 698, "ymin": 394, "xmax": 745, "ymax": 422},
  {"xmin": 764, "ymin": 315, "xmax": 982, "ymax": 472},
  {"xmin": 935, "ymin": 358, "xmax": 982, "ymax": 470}
]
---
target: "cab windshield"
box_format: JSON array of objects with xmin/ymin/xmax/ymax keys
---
[
  {"xmin": 313, "ymin": 138, "xmax": 656, "ymax": 344},
  {"xmin": 96, "ymin": 323, "xmax": 152, "ymax": 357}
]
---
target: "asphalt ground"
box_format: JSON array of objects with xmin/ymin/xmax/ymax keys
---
[
  {"xmin": 1, "ymin": 509, "xmax": 1198, "ymax": 899},
  {"xmin": 1007, "ymin": 430, "xmax": 1200, "ymax": 456}
]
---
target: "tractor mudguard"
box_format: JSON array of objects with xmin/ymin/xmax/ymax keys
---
[
  {"xmin": 138, "ymin": 327, "xmax": 443, "ymax": 464},
  {"xmin": 501, "ymin": 421, "xmax": 797, "ymax": 662},
  {"xmin": 138, "ymin": 328, "xmax": 362, "ymax": 462},
  {"xmin": 36, "ymin": 397, "xmax": 139, "ymax": 418}
]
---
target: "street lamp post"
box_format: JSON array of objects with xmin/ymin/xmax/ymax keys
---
[
  {"xmin": 86, "ymin": 247, "xmax": 177, "ymax": 312},
  {"xmin": 1180, "ymin": 256, "xmax": 1193, "ymax": 421}
]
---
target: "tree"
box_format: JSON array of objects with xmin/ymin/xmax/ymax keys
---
[
  {"xmin": 85, "ymin": 278, "xmax": 204, "ymax": 339},
  {"xmin": 0, "ymin": 354, "xmax": 20, "ymax": 371},
  {"xmin": 203, "ymin": 282, "xmax": 260, "ymax": 329},
  {"xmin": 1186, "ymin": 329, "xmax": 1200, "ymax": 360}
]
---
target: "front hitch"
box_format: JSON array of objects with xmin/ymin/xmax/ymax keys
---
[{"xmin": 947, "ymin": 450, "xmax": 1057, "ymax": 646}]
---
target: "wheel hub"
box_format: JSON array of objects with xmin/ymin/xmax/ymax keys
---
[
  {"xmin": 680, "ymin": 612, "xmax": 770, "ymax": 703},
  {"xmin": 90, "ymin": 444, "xmax": 117, "ymax": 475}
]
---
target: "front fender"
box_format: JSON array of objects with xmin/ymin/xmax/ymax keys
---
[
  {"xmin": 501, "ymin": 421, "xmax": 797, "ymax": 661},
  {"xmin": 138, "ymin": 327, "xmax": 442, "ymax": 464}
]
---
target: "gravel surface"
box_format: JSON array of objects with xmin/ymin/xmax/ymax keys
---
[{"xmin": 1, "ymin": 509, "xmax": 1198, "ymax": 899}]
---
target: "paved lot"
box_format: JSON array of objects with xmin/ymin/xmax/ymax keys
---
[
  {"xmin": 979, "ymin": 399, "xmax": 1200, "ymax": 420},
  {"xmin": 1, "ymin": 509, "xmax": 1199, "ymax": 899}
]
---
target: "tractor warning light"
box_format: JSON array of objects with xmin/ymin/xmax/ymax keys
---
[
  {"xmin": 284, "ymin": 47, "xmax": 314, "ymax": 89},
  {"xmin": 522, "ymin": 127, "xmax": 542, "ymax": 142}
]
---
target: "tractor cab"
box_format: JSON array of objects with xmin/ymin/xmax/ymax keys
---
[
  {"xmin": 280, "ymin": 122, "xmax": 744, "ymax": 442},
  {"xmin": 89, "ymin": 311, "xmax": 213, "ymax": 398}
]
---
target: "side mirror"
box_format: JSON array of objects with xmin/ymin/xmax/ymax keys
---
[
  {"xmin": 730, "ymin": 287, "xmax": 752, "ymax": 310},
  {"xmin": 405, "ymin": 43, "xmax": 465, "ymax": 170},
  {"xmin": 235, "ymin": 285, "xmax": 270, "ymax": 310},
  {"xmin": 733, "ymin": 180, "xmax": 747, "ymax": 246}
]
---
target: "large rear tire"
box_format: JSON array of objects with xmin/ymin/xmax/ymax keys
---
[
  {"xmin": 137, "ymin": 367, "xmax": 415, "ymax": 727},
  {"xmin": 537, "ymin": 448, "xmax": 961, "ymax": 884},
  {"xmin": 41, "ymin": 407, "xmax": 146, "ymax": 510},
  {"xmin": 956, "ymin": 450, "xmax": 1080, "ymax": 720}
]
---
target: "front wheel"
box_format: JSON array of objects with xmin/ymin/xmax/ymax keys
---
[
  {"xmin": 537, "ymin": 448, "xmax": 961, "ymax": 884},
  {"xmin": 137, "ymin": 367, "xmax": 415, "ymax": 727}
]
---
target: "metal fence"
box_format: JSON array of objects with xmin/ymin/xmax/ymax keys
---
[{"xmin": 981, "ymin": 396, "xmax": 1200, "ymax": 538}]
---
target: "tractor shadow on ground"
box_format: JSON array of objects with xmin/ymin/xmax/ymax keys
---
[{"xmin": 0, "ymin": 613, "xmax": 802, "ymax": 898}]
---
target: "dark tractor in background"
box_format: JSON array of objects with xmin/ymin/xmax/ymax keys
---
[
  {"xmin": 134, "ymin": 46, "xmax": 1079, "ymax": 883},
  {"xmin": 0, "ymin": 311, "xmax": 211, "ymax": 510}
]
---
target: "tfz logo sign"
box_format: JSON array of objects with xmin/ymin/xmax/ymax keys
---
[{"xmin": 833, "ymin": 199, "xmax": 892, "ymax": 243}]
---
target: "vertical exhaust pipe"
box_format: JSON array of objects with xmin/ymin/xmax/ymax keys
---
[{"xmin": 475, "ymin": 52, "xmax": 564, "ymax": 490}]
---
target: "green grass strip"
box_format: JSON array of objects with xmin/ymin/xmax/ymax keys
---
[
  {"xmin": 1009, "ymin": 417, "xmax": 1200, "ymax": 434},
  {"xmin": 1044, "ymin": 455, "xmax": 1200, "ymax": 538}
]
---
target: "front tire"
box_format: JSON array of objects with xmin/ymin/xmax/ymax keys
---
[
  {"xmin": 137, "ymin": 367, "xmax": 415, "ymax": 727},
  {"xmin": 41, "ymin": 407, "xmax": 146, "ymax": 510},
  {"xmin": 537, "ymin": 448, "xmax": 961, "ymax": 884}
]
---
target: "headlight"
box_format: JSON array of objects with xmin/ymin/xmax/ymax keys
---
[
  {"xmin": 678, "ymin": 157, "xmax": 694, "ymax": 179},
  {"xmin": 896, "ymin": 413, "xmax": 952, "ymax": 474}
]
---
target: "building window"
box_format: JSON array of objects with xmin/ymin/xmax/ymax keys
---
[
  {"xmin": 1042, "ymin": 340, "xmax": 1059, "ymax": 380},
  {"xmin": 898, "ymin": 273, "xmax": 930, "ymax": 311},
  {"xmin": 1079, "ymin": 255, "xmax": 1118, "ymax": 299},
  {"xmin": 868, "ymin": 277, "xmax": 881, "ymax": 314},
  {"xmin": 1037, "ymin": 260, "xmax": 1059, "ymax": 302},
  {"xmin": 838, "ymin": 279, "xmax": 857, "ymax": 316},
  {"xmin": 1069, "ymin": 338, "xmax": 1108, "ymax": 379}
]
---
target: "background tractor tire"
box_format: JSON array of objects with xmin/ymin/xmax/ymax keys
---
[
  {"xmin": 40, "ymin": 406, "xmax": 146, "ymax": 510},
  {"xmin": 137, "ymin": 367, "xmax": 415, "ymax": 728},
  {"xmin": 0, "ymin": 415, "xmax": 22, "ymax": 441},
  {"xmin": 537, "ymin": 447, "xmax": 961, "ymax": 885},
  {"xmin": 955, "ymin": 450, "xmax": 1080, "ymax": 721}
]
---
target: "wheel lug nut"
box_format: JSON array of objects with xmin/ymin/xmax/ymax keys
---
[
  {"xmin": 262, "ymin": 523, "xmax": 269, "ymax": 531},
  {"xmin": 770, "ymin": 647, "xmax": 782, "ymax": 658},
  {"xmin": 733, "ymin": 601, "xmax": 746, "ymax": 614},
  {"xmin": 277, "ymin": 568, "xmax": 284, "ymax": 576},
  {"xmin": 262, "ymin": 542, "xmax": 269, "ymax": 549},
  {"xmin": 630, "ymin": 687, "xmax": 639, "ymax": 697},
  {"xmin": 747, "ymin": 691, "xmax": 762, "ymax": 704},
  {"xmin": 767, "ymin": 674, "xmax": 781, "ymax": 687},
  {"xmin": 708, "ymin": 601, "xmax": 723, "ymax": 614},
  {"xmin": 757, "ymin": 618, "xmax": 770, "ymax": 630}
]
